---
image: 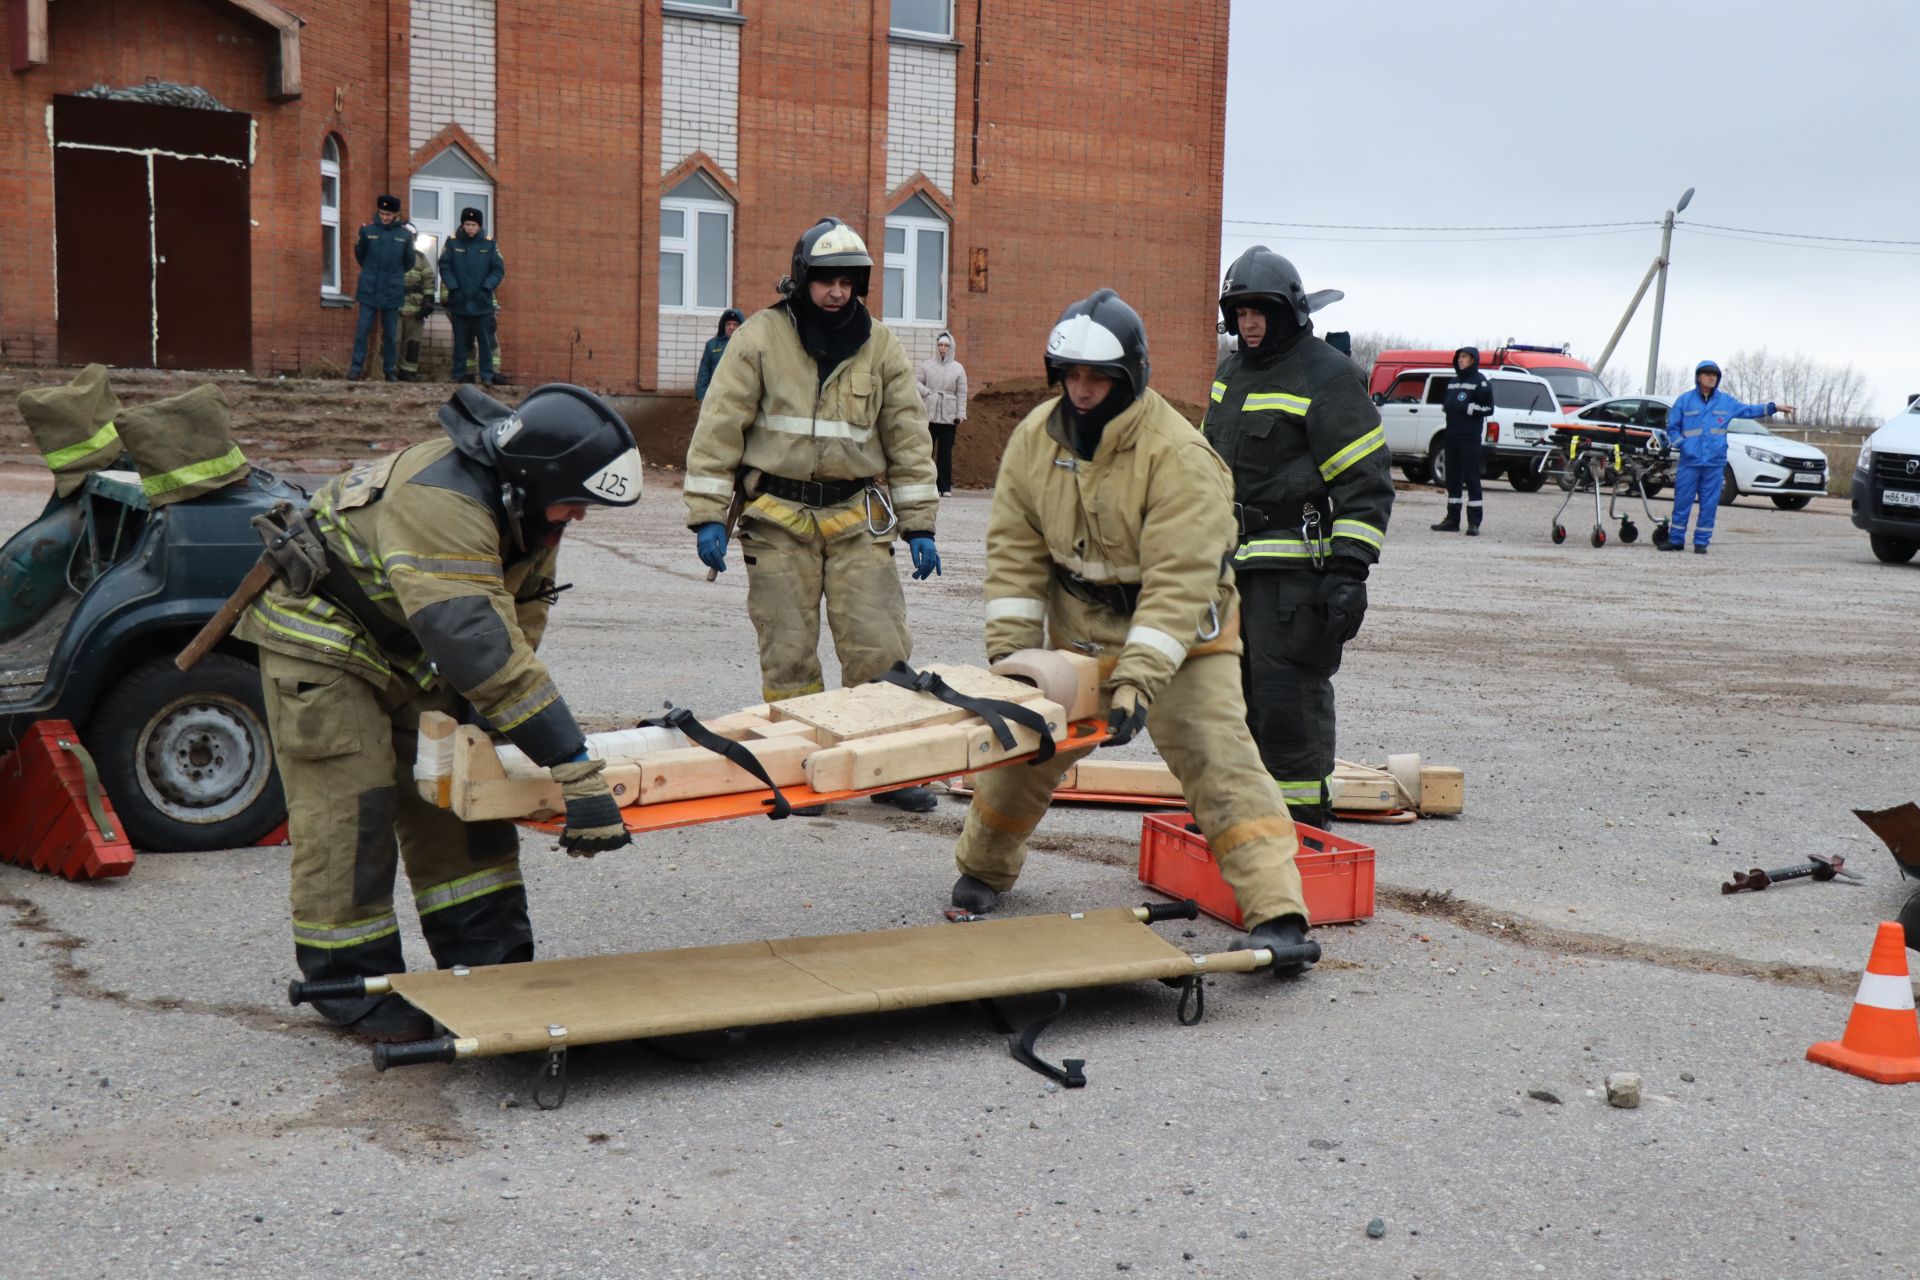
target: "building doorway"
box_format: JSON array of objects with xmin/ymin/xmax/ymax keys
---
[{"xmin": 52, "ymin": 95, "xmax": 254, "ymax": 370}]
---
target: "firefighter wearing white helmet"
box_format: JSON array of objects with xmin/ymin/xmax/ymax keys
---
[
  {"xmin": 683, "ymin": 216, "xmax": 943, "ymax": 813},
  {"xmin": 949, "ymin": 289, "xmax": 1321, "ymax": 974},
  {"xmin": 237, "ymin": 384, "xmax": 644, "ymax": 1042},
  {"xmin": 1207, "ymin": 246, "xmax": 1394, "ymax": 831}
]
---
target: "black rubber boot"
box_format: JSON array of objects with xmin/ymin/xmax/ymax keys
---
[
  {"xmin": 951, "ymin": 874, "xmax": 1000, "ymax": 914},
  {"xmin": 349, "ymin": 994, "xmax": 436, "ymax": 1043},
  {"xmin": 1693, "ymin": 545, "xmax": 1709, "ymax": 555},
  {"xmin": 1659, "ymin": 538, "xmax": 1686, "ymax": 552},
  {"xmin": 1236, "ymin": 913, "xmax": 1321, "ymax": 976},
  {"xmin": 1465, "ymin": 518, "xmax": 1482, "ymax": 537},
  {"xmin": 872, "ymin": 786, "xmax": 937, "ymax": 814},
  {"xmin": 1430, "ymin": 517, "xmax": 1460, "ymax": 532}
]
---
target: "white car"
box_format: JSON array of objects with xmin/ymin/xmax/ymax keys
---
[
  {"xmin": 1572, "ymin": 394, "xmax": 1828, "ymax": 509},
  {"xmin": 1850, "ymin": 395, "xmax": 1920, "ymax": 563},
  {"xmin": 1373, "ymin": 368, "xmax": 1562, "ymax": 492}
]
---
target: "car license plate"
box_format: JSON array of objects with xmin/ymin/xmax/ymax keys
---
[
  {"xmin": 1793, "ymin": 473, "xmax": 1821, "ymax": 485},
  {"xmin": 1886, "ymin": 488, "xmax": 1920, "ymax": 508}
]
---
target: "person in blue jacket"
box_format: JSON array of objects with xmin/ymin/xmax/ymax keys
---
[
  {"xmin": 349, "ymin": 194, "xmax": 414, "ymax": 382},
  {"xmin": 439, "ymin": 207, "xmax": 507, "ymax": 385},
  {"xmin": 694, "ymin": 308, "xmax": 744, "ymax": 400},
  {"xmin": 1431, "ymin": 345, "xmax": 1495, "ymax": 535},
  {"xmin": 1662, "ymin": 360, "xmax": 1795, "ymax": 554}
]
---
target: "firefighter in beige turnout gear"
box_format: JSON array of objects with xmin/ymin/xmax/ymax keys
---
[
  {"xmin": 235, "ymin": 384, "xmax": 642, "ymax": 1040},
  {"xmin": 684, "ymin": 217, "xmax": 943, "ymax": 813},
  {"xmin": 950, "ymin": 289, "xmax": 1321, "ymax": 973}
]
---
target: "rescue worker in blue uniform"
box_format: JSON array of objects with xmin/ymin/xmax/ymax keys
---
[
  {"xmin": 694, "ymin": 308, "xmax": 745, "ymax": 400},
  {"xmin": 439, "ymin": 207, "xmax": 507, "ymax": 386},
  {"xmin": 1661, "ymin": 359, "xmax": 1794, "ymax": 554},
  {"xmin": 1431, "ymin": 346, "xmax": 1495, "ymax": 535},
  {"xmin": 1204, "ymin": 247, "xmax": 1394, "ymax": 831},
  {"xmin": 350, "ymin": 194, "xmax": 413, "ymax": 382}
]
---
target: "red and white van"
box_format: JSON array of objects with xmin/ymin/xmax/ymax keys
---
[{"xmin": 1369, "ymin": 343, "xmax": 1611, "ymax": 412}]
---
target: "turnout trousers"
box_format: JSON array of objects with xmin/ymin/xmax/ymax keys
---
[
  {"xmin": 260, "ymin": 649, "xmax": 531, "ymax": 1026},
  {"xmin": 1237, "ymin": 568, "xmax": 1341, "ymax": 830},
  {"xmin": 1669, "ymin": 461, "xmax": 1724, "ymax": 548},
  {"xmin": 398, "ymin": 312, "xmax": 425, "ymax": 377},
  {"xmin": 1441, "ymin": 420, "xmax": 1484, "ymax": 527},
  {"xmin": 739, "ymin": 513, "xmax": 912, "ymax": 702},
  {"xmin": 954, "ymin": 609, "xmax": 1308, "ymax": 928}
]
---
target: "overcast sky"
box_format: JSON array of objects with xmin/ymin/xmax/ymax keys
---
[{"xmin": 1223, "ymin": 0, "xmax": 1919, "ymax": 418}]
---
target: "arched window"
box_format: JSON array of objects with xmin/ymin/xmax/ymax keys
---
[
  {"xmin": 320, "ymin": 134, "xmax": 343, "ymax": 296},
  {"xmin": 659, "ymin": 169, "xmax": 734, "ymax": 312},
  {"xmin": 883, "ymin": 192, "xmax": 948, "ymax": 326}
]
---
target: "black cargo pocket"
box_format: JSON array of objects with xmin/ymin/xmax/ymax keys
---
[{"xmin": 1283, "ymin": 605, "xmax": 1345, "ymax": 668}]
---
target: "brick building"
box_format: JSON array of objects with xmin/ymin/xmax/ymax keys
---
[{"xmin": 1, "ymin": 0, "xmax": 1227, "ymax": 400}]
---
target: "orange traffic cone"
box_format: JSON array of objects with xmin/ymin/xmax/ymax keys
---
[{"xmin": 1807, "ymin": 921, "xmax": 1920, "ymax": 1084}]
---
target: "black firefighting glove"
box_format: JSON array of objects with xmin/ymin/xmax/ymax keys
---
[
  {"xmin": 1102, "ymin": 685, "xmax": 1150, "ymax": 748},
  {"xmin": 550, "ymin": 757, "xmax": 631, "ymax": 857},
  {"xmin": 1317, "ymin": 559, "xmax": 1369, "ymax": 645}
]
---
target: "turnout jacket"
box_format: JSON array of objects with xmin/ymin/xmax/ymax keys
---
[
  {"xmin": 1443, "ymin": 369, "xmax": 1495, "ymax": 430},
  {"xmin": 353, "ymin": 219, "xmax": 415, "ymax": 309},
  {"xmin": 400, "ymin": 253, "xmax": 434, "ymax": 318},
  {"xmin": 234, "ymin": 438, "xmax": 583, "ymax": 767},
  {"xmin": 1204, "ymin": 334, "xmax": 1393, "ymax": 573},
  {"xmin": 682, "ymin": 303, "xmax": 938, "ymax": 536},
  {"xmin": 983, "ymin": 389, "xmax": 1239, "ymax": 705}
]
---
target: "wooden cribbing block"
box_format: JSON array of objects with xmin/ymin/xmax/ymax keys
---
[
  {"xmin": 447, "ymin": 725, "xmax": 646, "ymax": 820},
  {"xmin": 701, "ymin": 712, "xmax": 784, "ymax": 741},
  {"xmin": 1417, "ymin": 766, "xmax": 1464, "ymax": 816},
  {"xmin": 769, "ymin": 665, "xmax": 1050, "ymax": 744},
  {"xmin": 635, "ymin": 736, "xmax": 816, "ymax": 805},
  {"xmin": 1331, "ymin": 761, "xmax": 1399, "ymax": 812},
  {"xmin": 804, "ymin": 724, "xmax": 973, "ymax": 793},
  {"xmin": 1070, "ymin": 759, "xmax": 1184, "ymax": 798},
  {"xmin": 414, "ymin": 710, "xmax": 459, "ymax": 807},
  {"xmin": 961, "ymin": 698, "xmax": 1068, "ymax": 770},
  {"xmin": 745, "ymin": 719, "xmax": 823, "ymax": 743}
]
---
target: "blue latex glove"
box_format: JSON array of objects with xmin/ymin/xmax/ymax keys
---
[
  {"xmin": 909, "ymin": 536, "xmax": 941, "ymax": 580},
  {"xmin": 695, "ymin": 522, "xmax": 728, "ymax": 574}
]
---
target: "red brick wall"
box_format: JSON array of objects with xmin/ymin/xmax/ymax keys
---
[{"xmin": 0, "ymin": 0, "xmax": 396, "ymax": 373}]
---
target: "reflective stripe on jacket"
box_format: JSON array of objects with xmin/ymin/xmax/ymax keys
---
[
  {"xmin": 1665, "ymin": 389, "xmax": 1776, "ymax": 467},
  {"xmin": 982, "ymin": 389, "xmax": 1238, "ymax": 704},
  {"xmin": 682, "ymin": 303, "xmax": 938, "ymax": 534}
]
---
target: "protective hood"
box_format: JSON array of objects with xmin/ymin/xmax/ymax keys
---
[
  {"xmin": 714, "ymin": 308, "xmax": 744, "ymax": 338},
  {"xmin": 1694, "ymin": 359, "xmax": 1722, "ymax": 394},
  {"xmin": 934, "ymin": 331, "xmax": 955, "ymax": 363},
  {"xmin": 1455, "ymin": 346, "xmax": 1481, "ymax": 373}
]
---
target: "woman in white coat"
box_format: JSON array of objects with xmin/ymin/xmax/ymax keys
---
[{"xmin": 915, "ymin": 332, "xmax": 968, "ymax": 496}]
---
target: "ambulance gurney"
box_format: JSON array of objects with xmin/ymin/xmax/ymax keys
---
[
  {"xmin": 3, "ymin": 367, "xmax": 298, "ymax": 852},
  {"xmin": 289, "ymin": 901, "xmax": 1293, "ymax": 1106},
  {"xmin": 411, "ymin": 653, "xmax": 1108, "ymax": 829},
  {"xmin": 1544, "ymin": 421, "xmax": 1673, "ymax": 549}
]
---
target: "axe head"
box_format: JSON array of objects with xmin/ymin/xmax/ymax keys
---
[{"xmin": 1855, "ymin": 803, "xmax": 1920, "ymax": 880}]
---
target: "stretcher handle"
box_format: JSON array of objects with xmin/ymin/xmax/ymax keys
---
[
  {"xmin": 287, "ymin": 975, "xmax": 391, "ymax": 1006},
  {"xmin": 1133, "ymin": 900, "xmax": 1200, "ymax": 924},
  {"xmin": 373, "ymin": 1037, "xmax": 460, "ymax": 1072}
]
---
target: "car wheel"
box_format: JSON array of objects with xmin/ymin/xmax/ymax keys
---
[
  {"xmin": 1770, "ymin": 494, "xmax": 1812, "ymax": 511},
  {"xmin": 1428, "ymin": 438, "xmax": 1447, "ymax": 490},
  {"xmin": 1719, "ymin": 465, "xmax": 1738, "ymax": 506},
  {"xmin": 1508, "ymin": 463, "xmax": 1546, "ymax": 493},
  {"xmin": 1869, "ymin": 533, "xmax": 1919, "ymax": 564},
  {"xmin": 1399, "ymin": 461, "xmax": 1432, "ymax": 484},
  {"xmin": 86, "ymin": 653, "xmax": 285, "ymax": 852}
]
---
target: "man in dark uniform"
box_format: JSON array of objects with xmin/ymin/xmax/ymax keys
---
[
  {"xmin": 350, "ymin": 194, "xmax": 414, "ymax": 382},
  {"xmin": 439, "ymin": 207, "xmax": 506, "ymax": 386},
  {"xmin": 1432, "ymin": 346, "xmax": 1494, "ymax": 534},
  {"xmin": 1204, "ymin": 246, "xmax": 1395, "ymax": 831}
]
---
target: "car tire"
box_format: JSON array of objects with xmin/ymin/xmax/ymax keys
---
[
  {"xmin": 1869, "ymin": 533, "xmax": 1919, "ymax": 564},
  {"xmin": 87, "ymin": 653, "xmax": 285, "ymax": 852},
  {"xmin": 1399, "ymin": 461, "xmax": 1432, "ymax": 484},
  {"xmin": 1428, "ymin": 438, "xmax": 1448, "ymax": 490},
  {"xmin": 1719, "ymin": 466, "xmax": 1738, "ymax": 506},
  {"xmin": 1770, "ymin": 494, "xmax": 1812, "ymax": 511},
  {"xmin": 1508, "ymin": 463, "xmax": 1546, "ymax": 493}
]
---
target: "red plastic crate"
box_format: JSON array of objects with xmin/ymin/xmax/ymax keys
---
[{"xmin": 1138, "ymin": 811, "xmax": 1374, "ymax": 928}]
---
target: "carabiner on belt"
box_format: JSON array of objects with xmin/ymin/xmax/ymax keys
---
[
  {"xmin": 1301, "ymin": 505, "xmax": 1325, "ymax": 570},
  {"xmin": 1195, "ymin": 602, "xmax": 1221, "ymax": 642},
  {"xmin": 864, "ymin": 484, "xmax": 899, "ymax": 537}
]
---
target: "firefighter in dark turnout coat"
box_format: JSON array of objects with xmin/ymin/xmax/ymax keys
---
[{"xmin": 1203, "ymin": 247, "xmax": 1394, "ymax": 830}]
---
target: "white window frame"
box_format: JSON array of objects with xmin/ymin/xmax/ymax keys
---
[
  {"xmin": 883, "ymin": 207, "xmax": 949, "ymax": 326},
  {"xmin": 890, "ymin": 0, "xmax": 954, "ymax": 38},
  {"xmin": 659, "ymin": 194, "xmax": 734, "ymax": 313},
  {"xmin": 320, "ymin": 136, "xmax": 342, "ymax": 296},
  {"xmin": 664, "ymin": 0, "xmax": 738, "ymax": 12}
]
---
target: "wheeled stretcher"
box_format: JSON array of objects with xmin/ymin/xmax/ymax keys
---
[{"xmin": 1545, "ymin": 423, "xmax": 1672, "ymax": 549}]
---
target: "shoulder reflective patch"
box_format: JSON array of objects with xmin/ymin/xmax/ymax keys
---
[
  {"xmin": 584, "ymin": 449, "xmax": 643, "ymax": 505},
  {"xmin": 1210, "ymin": 381, "xmax": 1227, "ymax": 403}
]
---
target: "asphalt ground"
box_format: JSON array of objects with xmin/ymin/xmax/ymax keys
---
[{"xmin": 2, "ymin": 465, "xmax": 1916, "ymax": 1280}]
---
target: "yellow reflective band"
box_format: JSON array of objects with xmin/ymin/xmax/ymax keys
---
[
  {"xmin": 1243, "ymin": 392, "xmax": 1312, "ymax": 415},
  {"xmin": 292, "ymin": 912, "xmax": 400, "ymax": 949},
  {"xmin": 1281, "ymin": 795, "xmax": 1322, "ymax": 807},
  {"xmin": 1233, "ymin": 538, "xmax": 1324, "ymax": 561},
  {"xmin": 140, "ymin": 445, "xmax": 247, "ymax": 498},
  {"xmin": 1210, "ymin": 381, "xmax": 1227, "ymax": 403},
  {"xmin": 491, "ymin": 681, "xmax": 560, "ymax": 732},
  {"xmin": 386, "ymin": 551, "xmax": 503, "ymax": 581},
  {"xmin": 1331, "ymin": 519, "xmax": 1384, "ymax": 551},
  {"xmin": 43, "ymin": 419, "xmax": 121, "ymax": 469},
  {"xmin": 1274, "ymin": 780, "xmax": 1322, "ymax": 798},
  {"xmin": 1318, "ymin": 427, "xmax": 1386, "ymax": 482},
  {"xmin": 415, "ymin": 866, "xmax": 524, "ymax": 916}
]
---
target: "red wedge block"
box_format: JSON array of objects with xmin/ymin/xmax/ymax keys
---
[{"xmin": 0, "ymin": 721, "xmax": 135, "ymax": 880}]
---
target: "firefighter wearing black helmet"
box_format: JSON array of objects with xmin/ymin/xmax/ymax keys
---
[
  {"xmin": 1206, "ymin": 246, "xmax": 1394, "ymax": 830},
  {"xmin": 948, "ymin": 288, "xmax": 1322, "ymax": 974},
  {"xmin": 237, "ymin": 384, "xmax": 642, "ymax": 1041},
  {"xmin": 683, "ymin": 216, "xmax": 943, "ymax": 813}
]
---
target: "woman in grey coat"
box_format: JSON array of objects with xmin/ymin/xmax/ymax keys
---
[{"xmin": 914, "ymin": 332, "xmax": 968, "ymax": 495}]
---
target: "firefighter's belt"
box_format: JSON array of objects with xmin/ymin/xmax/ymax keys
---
[
  {"xmin": 1234, "ymin": 498, "xmax": 1328, "ymax": 540},
  {"xmin": 641, "ymin": 704, "xmax": 793, "ymax": 819},
  {"xmin": 755, "ymin": 473, "xmax": 873, "ymax": 507},
  {"xmin": 873, "ymin": 662, "xmax": 1057, "ymax": 764},
  {"xmin": 1053, "ymin": 565, "xmax": 1141, "ymax": 616}
]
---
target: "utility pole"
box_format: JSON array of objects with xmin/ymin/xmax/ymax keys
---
[{"xmin": 1644, "ymin": 187, "xmax": 1694, "ymax": 395}]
